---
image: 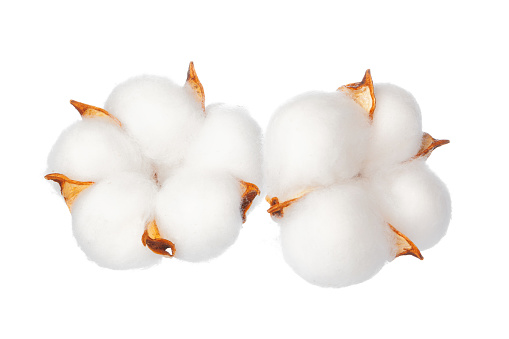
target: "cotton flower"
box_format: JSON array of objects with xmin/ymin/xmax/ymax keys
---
[
  {"xmin": 264, "ymin": 70, "xmax": 450, "ymax": 287},
  {"xmin": 46, "ymin": 62, "xmax": 262, "ymax": 269}
]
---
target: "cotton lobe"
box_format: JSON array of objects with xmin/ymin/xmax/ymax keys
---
[
  {"xmin": 280, "ymin": 181, "xmax": 393, "ymax": 287},
  {"xmin": 105, "ymin": 75, "xmax": 205, "ymax": 169},
  {"xmin": 264, "ymin": 91, "xmax": 370, "ymax": 201},
  {"xmin": 47, "ymin": 119, "xmax": 150, "ymax": 182}
]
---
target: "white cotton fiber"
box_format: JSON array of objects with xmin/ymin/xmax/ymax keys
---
[
  {"xmin": 104, "ymin": 75, "xmax": 205, "ymax": 168},
  {"xmin": 363, "ymin": 84, "xmax": 423, "ymax": 174},
  {"xmin": 155, "ymin": 168, "xmax": 243, "ymax": 262},
  {"xmin": 369, "ymin": 159, "xmax": 451, "ymax": 250},
  {"xmin": 47, "ymin": 119, "xmax": 150, "ymax": 182},
  {"xmin": 71, "ymin": 172, "xmax": 161, "ymax": 269},
  {"xmin": 280, "ymin": 181, "xmax": 393, "ymax": 288},
  {"xmin": 264, "ymin": 91, "xmax": 371, "ymax": 201},
  {"xmin": 184, "ymin": 103, "xmax": 262, "ymax": 186}
]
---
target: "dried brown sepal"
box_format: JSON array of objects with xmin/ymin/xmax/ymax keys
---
[
  {"xmin": 70, "ymin": 100, "xmax": 122, "ymax": 126},
  {"xmin": 266, "ymin": 191, "xmax": 309, "ymax": 218},
  {"xmin": 186, "ymin": 61, "xmax": 205, "ymax": 112},
  {"xmin": 338, "ymin": 69, "xmax": 376, "ymax": 120},
  {"xmin": 44, "ymin": 173, "xmax": 94, "ymax": 211},
  {"xmin": 389, "ymin": 223, "xmax": 423, "ymax": 260},
  {"xmin": 412, "ymin": 132, "xmax": 450, "ymax": 160},
  {"xmin": 141, "ymin": 220, "xmax": 175, "ymax": 257},
  {"xmin": 240, "ymin": 181, "xmax": 260, "ymax": 223}
]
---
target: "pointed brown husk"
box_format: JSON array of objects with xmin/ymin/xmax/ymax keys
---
[
  {"xmin": 186, "ymin": 61, "xmax": 205, "ymax": 112},
  {"xmin": 412, "ymin": 132, "xmax": 450, "ymax": 160},
  {"xmin": 389, "ymin": 223, "xmax": 423, "ymax": 260},
  {"xmin": 44, "ymin": 173, "xmax": 94, "ymax": 211},
  {"xmin": 70, "ymin": 100, "xmax": 122, "ymax": 126},
  {"xmin": 338, "ymin": 69, "xmax": 376, "ymax": 120},
  {"xmin": 142, "ymin": 219, "xmax": 176, "ymax": 257},
  {"xmin": 240, "ymin": 181, "xmax": 260, "ymax": 223}
]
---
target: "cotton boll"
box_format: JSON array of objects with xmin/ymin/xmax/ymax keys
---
[
  {"xmin": 264, "ymin": 91, "xmax": 370, "ymax": 201},
  {"xmin": 280, "ymin": 181, "xmax": 393, "ymax": 288},
  {"xmin": 370, "ymin": 159, "xmax": 451, "ymax": 250},
  {"xmin": 71, "ymin": 172, "xmax": 161, "ymax": 269},
  {"xmin": 104, "ymin": 75, "xmax": 205, "ymax": 168},
  {"xmin": 363, "ymin": 84, "xmax": 423, "ymax": 174},
  {"xmin": 47, "ymin": 119, "xmax": 150, "ymax": 182},
  {"xmin": 185, "ymin": 103, "xmax": 263, "ymax": 186},
  {"xmin": 155, "ymin": 169, "xmax": 243, "ymax": 262}
]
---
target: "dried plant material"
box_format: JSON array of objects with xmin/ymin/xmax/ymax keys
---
[
  {"xmin": 70, "ymin": 100, "xmax": 122, "ymax": 126},
  {"xmin": 142, "ymin": 220, "xmax": 176, "ymax": 257},
  {"xmin": 412, "ymin": 132, "xmax": 450, "ymax": 160},
  {"xmin": 267, "ymin": 197, "xmax": 300, "ymax": 218},
  {"xmin": 186, "ymin": 61, "xmax": 205, "ymax": 111},
  {"xmin": 266, "ymin": 191, "xmax": 311, "ymax": 218},
  {"xmin": 240, "ymin": 181, "xmax": 260, "ymax": 223},
  {"xmin": 44, "ymin": 173, "xmax": 94, "ymax": 210},
  {"xmin": 338, "ymin": 69, "xmax": 375, "ymax": 119},
  {"xmin": 389, "ymin": 224, "xmax": 423, "ymax": 260}
]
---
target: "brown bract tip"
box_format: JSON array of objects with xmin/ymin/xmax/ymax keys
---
[
  {"xmin": 338, "ymin": 69, "xmax": 376, "ymax": 120},
  {"xmin": 44, "ymin": 173, "xmax": 94, "ymax": 211},
  {"xmin": 389, "ymin": 224, "xmax": 424, "ymax": 260},
  {"xmin": 142, "ymin": 220, "xmax": 175, "ymax": 257},
  {"xmin": 412, "ymin": 132, "xmax": 450, "ymax": 160},
  {"xmin": 240, "ymin": 181, "xmax": 260, "ymax": 223},
  {"xmin": 186, "ymin": 61, "xmax": 205, "ymax": 112},
  {"xmin": 70, "ymin": 100, "xmax": 122, "ymax": 126}
]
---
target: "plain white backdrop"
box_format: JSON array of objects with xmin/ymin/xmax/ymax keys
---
[{"xmin": 1, "ymin": 1, "xmax": 507, "ymax": 337}]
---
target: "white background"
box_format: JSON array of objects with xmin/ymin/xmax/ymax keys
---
[{"xmin": 1, "ymin": 1, "xmax": 507, "ymax": 337}]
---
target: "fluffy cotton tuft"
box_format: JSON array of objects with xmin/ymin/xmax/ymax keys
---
[
  {"xmin": 184, "ymin": 103, "xmax": 262, "ymax": 186},
  {"xmin": 104, "ymin": 75, "xmax": 205, "ymax": 168},
  {"xmin": 280, "ymin": 181, "xmax": 393, "ymax": 288},
  {"xmin": 369, "ymin": 159, "xmax": 451, "ymax": 250},
  {"xmin": 155, "ymin": 168, "xmax": 243, "ymax": 262},
  {"xmin": 47, "ymin": 119, "xmax": 150, "ymax": 181},
  {"xmin": 264, "ymin": 91, "xmax": 371, "ymax": 201},
  {"xmin": 363, "ymin": 83, "xmax": 423, "ymax": 175},
  {"xmin": 71, "ymin": 172, "xmax": 160, "ymax": 269}
]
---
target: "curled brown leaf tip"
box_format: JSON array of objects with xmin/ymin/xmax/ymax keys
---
[
  {"xmin": 389, "ymin": 224, "xmax": 423, "ymax": 260},
  {"xmin": 338, "ymin": 69, "xmax": 376, "ymax": 120},
  {"xmin": 142, "ymin": 220, "xmax": 175, "ymax": 257},
  {"xmin": 412, "ymin": 132, "xmax": 450, "ymax": 160},
  {"xmin": 142, "ymin": 231, "xmax": 176, "ymax": 257},
  {"xmin": 70, "ymin": 100, "xmax": 122, "ymax": 126},
  {"xmin": 44, "ymin": 173, "xmax": 94, "ymax": 211},
  {"xmin": 240, "ymin": 181, "xmax": 260, "ymax": 223},
  {"xmin": 186, "ymin": 61, "xmax": 205, "ymax": 112}
]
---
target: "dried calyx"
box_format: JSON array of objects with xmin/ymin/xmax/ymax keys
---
[
  {"xmin": 338, "ymin": 69, "xmax": 376, "ymax": 120},
  {"xmin": 266, "ymin": 70, "xmax": 449, "ymax": 260},
  {"xmin": 240, "ymin": 181, "xmax": 261, "ymax": 222},
  {"xmin": 389, "ymin": 224, "xmax": 423, "ymax": 260},
  {"xmin": 412, "ymin": 132, "xmax": 450, "ymax": 160},
  {"xmin": 44, "ymin": 173, "xmax": 94, "ymax": 211},
  {"xmin": 46, "ymin": 62, "xmax": 260, "ymax": 258},
  {"xmin": 142, "ymin": 220, "xmax": 176, "ymax": 257}
]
